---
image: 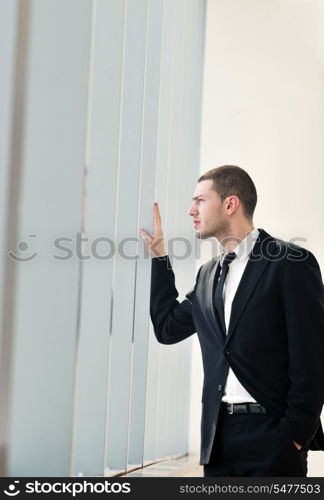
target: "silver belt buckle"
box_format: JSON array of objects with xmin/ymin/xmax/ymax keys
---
[{"xmin": 228, "ymin": 403, "xmax": 234, "ymax": 414}]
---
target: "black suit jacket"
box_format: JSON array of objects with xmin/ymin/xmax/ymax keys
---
[{"xmin": 150, "ymin": 229, "xmax": 324, "ymax": 464}]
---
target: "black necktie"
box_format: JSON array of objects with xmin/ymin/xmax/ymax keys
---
[{"xmin": 214, "ymin": 252, "xmax": 237, "ymax": 332}]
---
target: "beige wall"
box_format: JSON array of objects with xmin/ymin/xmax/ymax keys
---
[{"xmin": 189, "ymin": 0, "xmax": 324, "ymax": 476}]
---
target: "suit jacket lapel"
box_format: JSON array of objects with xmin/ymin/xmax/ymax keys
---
[{"xmin": 225, "ymin": 229, "xmax": 275, "ymax": 346}]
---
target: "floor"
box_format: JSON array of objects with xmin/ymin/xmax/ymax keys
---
[
  {"xmin": 122, "ymin": 451, "xmax": 323, "ymax": 477},
  {"xmin": 124, "ymin": 455, "xmax": 203, "ymax": 477}
]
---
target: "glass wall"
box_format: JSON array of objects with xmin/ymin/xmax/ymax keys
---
[{"xmin": 0, "ymin": 0, "xmax": 206, "ymax": 476}]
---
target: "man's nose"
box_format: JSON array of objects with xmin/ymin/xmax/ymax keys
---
[{"xmin": 188, "ymin": 204, "xmax": 197, "ymax": 216}]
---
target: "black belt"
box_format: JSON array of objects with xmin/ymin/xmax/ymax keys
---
[{"xmin": 221, "ymin": 402, "xmax": 267, "ymax": 414}]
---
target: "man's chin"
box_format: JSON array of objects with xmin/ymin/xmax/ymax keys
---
[{"xmin": 195, "ymin": 230, "xmax": 212, "ymax": 240}]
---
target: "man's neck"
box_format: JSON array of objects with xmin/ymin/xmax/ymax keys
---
[{"xmin": 221, "ymin": 224, "xmax": 254, "ymax": 254}]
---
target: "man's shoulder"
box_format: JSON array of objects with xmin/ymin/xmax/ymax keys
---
[
  {"xmin": 200, "ymin": 255, "xmax": 220, "ymax": 271},
  {"xmin": 192, "ymin": 257, "xmax": 219, "ymax": 284},
  {"xmin": 256, "ymin": 229, "xmax": 314, "ymax": 263},
  {"xmin": 272, "ymin": 237, "xmax": 310, "ymax": 261}
]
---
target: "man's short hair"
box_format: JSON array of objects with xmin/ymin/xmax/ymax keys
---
[{"xmin": 198, "ymin": 165, "xmax": 257, "ymax": 219}]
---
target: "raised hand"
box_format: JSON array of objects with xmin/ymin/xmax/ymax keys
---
[{"xmin": 140, "ymin": 203, "xmax": 167, "ymax": 257}]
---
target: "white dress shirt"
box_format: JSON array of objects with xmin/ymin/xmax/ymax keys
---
[{"xmin": 221, "ymin": 228, "xmax": 260, "ymax": 403}]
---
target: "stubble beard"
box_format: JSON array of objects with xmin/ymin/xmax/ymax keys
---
[{"xmin": 195, "ymin": 219, "xmax": 229, "ymax": 241}]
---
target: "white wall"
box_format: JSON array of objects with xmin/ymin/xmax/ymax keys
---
[{"xmin": 189, "ymin": 0, "xmax": 324, "ymax": 476}]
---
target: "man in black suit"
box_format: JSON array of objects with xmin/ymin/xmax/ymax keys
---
[{"xmin": 140, "ymin": 165, "xmax": 324, "ymax": 477}]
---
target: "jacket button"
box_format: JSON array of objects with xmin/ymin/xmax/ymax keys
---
[
  {"xmin": 225, "ymin": 350, "xmax": 232, "ymax": 355},
  {"xmin": 217, "ymin": 384, "xmax": 223, "ymax": 391}
]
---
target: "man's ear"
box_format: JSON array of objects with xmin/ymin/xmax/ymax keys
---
[{"xmin": 226, "ymin": 195, "xmax": 240, "ymax": 214}]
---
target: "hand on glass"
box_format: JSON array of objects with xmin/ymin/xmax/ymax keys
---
[{"xmin": 140, "ymin": 203, "xmax": 167, "ymax": 258}]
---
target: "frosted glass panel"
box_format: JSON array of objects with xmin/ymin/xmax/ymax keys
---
[{"xmin": 0, "ymin": 0, "xmax": 206, "ymax": 476}]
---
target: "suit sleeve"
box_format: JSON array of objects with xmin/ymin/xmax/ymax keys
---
[
  {"xmin": 150, "ymin": 256, "xmax": 199, "ymax": 345},
  {"xmin": 281, "ymin": 250, "xmax": 324, "ymax": 447}
]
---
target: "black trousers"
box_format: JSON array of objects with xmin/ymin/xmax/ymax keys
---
[{"xmin": 204, "ymin": 405, "xmax": 308, "ymax": 477}]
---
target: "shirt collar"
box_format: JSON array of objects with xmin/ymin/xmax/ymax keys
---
[{"xmin": 220, "ymin": 228, "xmax": 260, "ymax": 265}]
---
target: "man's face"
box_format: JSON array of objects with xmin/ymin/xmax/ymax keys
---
[{"xmin": 188, "ymin": 180, "xmax": 229, "ymax": 239}]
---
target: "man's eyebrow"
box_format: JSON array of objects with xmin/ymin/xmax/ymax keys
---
[{"xmin": 192, "ymin": 194, "xmax": 206, "ymax": 201}]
